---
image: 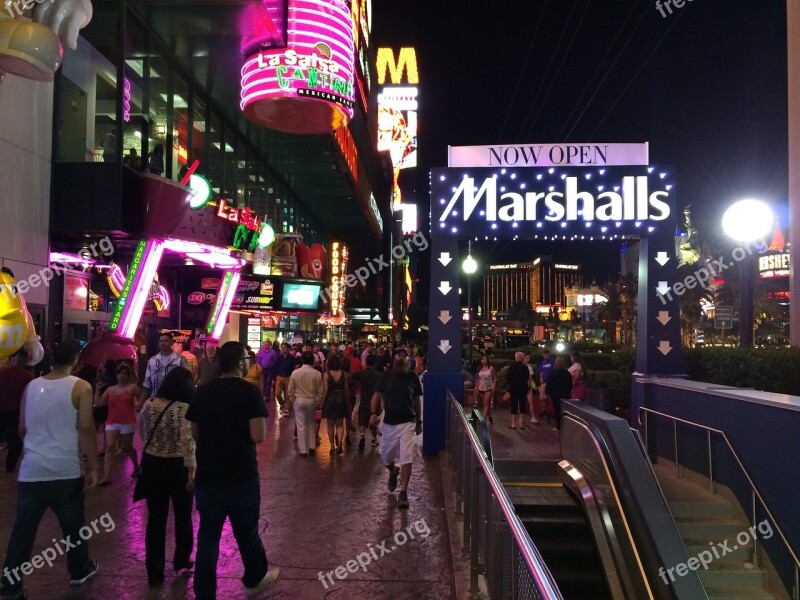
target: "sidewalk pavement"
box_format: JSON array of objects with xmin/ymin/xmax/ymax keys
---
[{"xmin": 0, "ymin": 409, "xmax": 457, "ymax": 599}]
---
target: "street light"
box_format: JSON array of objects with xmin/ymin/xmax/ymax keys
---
[
  {"xmin": 463, "ymin": 241, "xmax": 478, "ymax": 365},
  {"xmin": 722, "ymin": 199, "xmax": 774, "ymax": 347}
]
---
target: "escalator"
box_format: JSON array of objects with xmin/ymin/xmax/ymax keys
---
[
  {"xmin": 470, "ymin": 403, "xmax": 708, "ymax": 600},
  {"xmin": 502, "ymin": 462, "xmax": 613, "ymax": 600}
]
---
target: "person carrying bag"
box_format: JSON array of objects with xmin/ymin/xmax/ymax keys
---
[{"xmin": 134, "ymin": 367, "xmax": 196, "ymax": 586}]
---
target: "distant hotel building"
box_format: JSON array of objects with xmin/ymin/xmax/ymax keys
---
[{"xmin": 483, "ymin": 257, "xmax": 584, "ymax": 317}]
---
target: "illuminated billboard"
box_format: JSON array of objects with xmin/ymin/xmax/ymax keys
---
[
  {"xmin": 241, "ymin": 0, "xmax": 355, "ymax": 134},
  {"xmin": 282, "ymin": 283, "xmax": 322, "ymax": 310},
  {"xmin": 376, "ymin": 47, "xmax": 419, "ymax": 208},
  {"xmin": 758, "ymin": 252, "xmax": 791, "ymax": 279}
]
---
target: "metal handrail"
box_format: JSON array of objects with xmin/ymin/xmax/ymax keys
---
[
  {"xmin": 447, "ymin": 391, "xmax": 563, "ymax": 599},
  {"xmin": 638, "ymin": 406, "xmax": 800, "ymax": 596}
]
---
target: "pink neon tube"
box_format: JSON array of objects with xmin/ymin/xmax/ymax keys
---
[
  {"xmin": 117, "ymin": 240, "xmax": 165, "ymax": 339},
  {"xmin": 209, "ymin": 270, "xmax": 241, "ymax": 340}
]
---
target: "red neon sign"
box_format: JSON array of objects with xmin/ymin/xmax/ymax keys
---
[{"xmin": 216, "ymin": 199, "xmax": 262, "ymax": 232}]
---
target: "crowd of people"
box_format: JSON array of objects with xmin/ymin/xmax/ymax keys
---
[
  {"xmin": 0, "ymin": 334, "xmax": 425, "ymax": 599},
  {"xmin": 466, "ymin": 349, "xmax": 588, "ymax": 430}
]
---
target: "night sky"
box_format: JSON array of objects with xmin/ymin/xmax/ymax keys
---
[{"xmin": 372, "ymin": 0, "xmax": 789, "ymax": 302}]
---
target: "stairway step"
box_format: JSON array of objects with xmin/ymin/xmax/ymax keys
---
[
  {"xmin": 522, "ymin": 514, "xmax": 589, "ymax": 538},
  {"xmin": 536, "ymin": 537, "xmax": 598, "ymax": 564},
  {"xmin": 697, "ymin": 563, "xmax": 766, "ymax": 588},
  {"xmin": 667, "ymin": 498, "xmax": 732, "ymax": 519},
  {"xmin": 703, "ymin": 585, "xmax": 779, "ymax": 599},
  {"xmin": 685, "ymin": 541, "xmax": 754, "ymax": 563},
  {"xmin": 676, "ymin": 517, "xmax": 749, "ymax": 541}
]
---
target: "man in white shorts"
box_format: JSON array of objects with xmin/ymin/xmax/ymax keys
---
[{"xmin": 369, "ymin": 348, "xmax": 422, "ymax": 510}]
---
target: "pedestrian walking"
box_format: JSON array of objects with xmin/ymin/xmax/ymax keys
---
[
  {"xmin": 288, "ymin": 351, "xmax": 323, "ymax": 456},
  {"xmin": 0, "ymin": 342, "xmax": 99, "ymax": 599},
  {"xmin": 370, "ymin": 348, "xmax": 422, "ymax": 510},
  {"xmin": 0, "ymin": 349, "xmax": 32, "ymax": 473},
  {"xmin": 475, "ymin": 355, "xmax": 496, "ymax": 424},
  {"xmin": 274, "ymin": 343, "xmax": 295, "ymax": 416},
  {"xmin": 505, "ymin": 352, "xmax": 530, "ymax": 430},
  {"xmin": 137, "ymin": 367, "xmax": 196, "ymax": 586},
  {"xmin": 96, "ymin": 363, "xmax": 140, "ymax": 485},
  {"xmin": 547, "ymin": 357, "xmax": 574, "ymax": 430},
  {"xmin": 351, "ymin": 353, "xmax": 381, "ymax": 449},
  {"xmin": 185, "ymin": 342, "xmax": 279, "ymax": 599},
  {"xmin": 141, "ymin": 333, "xmax": 189, "ymax": 400},
  {"xmin": 321, "ymin": 354, "xmax": 350, "ymax": 455}
]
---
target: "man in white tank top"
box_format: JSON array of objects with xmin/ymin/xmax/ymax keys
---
[{"xmin": 0, "ymin": 342, "xmax": 100, "ymax": 599}]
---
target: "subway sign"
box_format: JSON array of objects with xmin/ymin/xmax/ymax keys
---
[{"xmin": 431, "ymin": 166, "xmax": 677, "ymax": 239}]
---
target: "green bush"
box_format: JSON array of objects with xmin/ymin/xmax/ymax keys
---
[
  {"xmin": 587, "ymin": 370, "xmax": 629, "ymax": 406},
  {"xmin": 683, "ymin": 347, "xmax": 800, "ymax": 395},
  {"xmin": 496, "ymin": 365, "xmax": 510, "ymax": 390}
]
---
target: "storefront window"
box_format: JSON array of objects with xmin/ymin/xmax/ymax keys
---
[
  {"xmin": 55, "ymin": 7, "xmax": 120, "ymax": 162},
  {"xmin": 191, "ymin": 95, "xmax": 207, "ymax": 175},
  {"xmin": 142, "ymin": 55, "xmax": 169, "ymax": 176},
  {"xmin": 207, "ymin": 113, "xmax": 223, "ymax": 194},
  {"xmin": 170, "ymin": 75, "xmax": 190, "ymax": 180}
]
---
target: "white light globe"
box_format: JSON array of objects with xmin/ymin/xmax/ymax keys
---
[
  {"xmin": 555, "ymin": 342, "xmax": 566, "ymax": 353},
  {"xmin": 722, "ymin": 199, "xmax": 773, "ymax": 243},
  {"xmin": 463, "ymin": 255, "xmax": 478, "ymax": 274}
]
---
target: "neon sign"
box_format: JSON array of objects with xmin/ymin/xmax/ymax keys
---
[
  {"xmin": 206, "ymin": 270, "xmax": 241, "ymax": 340},
  {"xmin": 216, "ymin": 199, "xmax": 272, "ymax": 253},
  {"xmin": 217, "ymin": 199, "xmax": 262, "ymax": 231},
  {"xmin": 376, "ymin": 47, "xmax": 419, "ymax": 85},
  {"xmin": 329, "ymin": 241, "xmax": 348, "ymax": 319},
  {"xmin": 109, "ymin": 239, "xmax": 164, "ymax": 338},
  {"xmin": 175, "ymin": 144, "xmax": 188, "ymax": 164},
  {"xmin": 240, "ymin": 0, "xmax": 355, "ymax": 135},
  {"xmin": 758, "ymin": 252, "xmax": 791, "ymax": 279}
]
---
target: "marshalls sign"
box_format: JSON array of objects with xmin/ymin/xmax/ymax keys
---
[{"xmin": 431, "ymin": 166, "xmax": 677, "ymax": 238}]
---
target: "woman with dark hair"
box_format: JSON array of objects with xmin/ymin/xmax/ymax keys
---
[
  {"xmin": 321, "ymin": 353, "xmax": 350, "ymax": 455},
  {"xmin": 137, "ymin": 366, "xmax": 196, "ymax": 586},
  {"xmin": 97, "ymin": 363, "xmax": 140, "ymax": 484},
  {"xmin": 148, "ymin": 143, "xmax": 164, "ymax": 175}
]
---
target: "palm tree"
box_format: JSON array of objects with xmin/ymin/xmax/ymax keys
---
[{"xmin": 593, "ymin": 275, "xmax": 637, "ymax": 345}]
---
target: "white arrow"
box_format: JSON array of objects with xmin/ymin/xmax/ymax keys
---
[
  {"xmin": 656, "ymin": 311, "xmax": 672, "ymax": 326},
  {"xmin": 655, "ymin": 281, "xmax": 670, "ymax": 296},
  {"xmin": 655, "ymin": 251, "xmax": 670, "ymax": 266},
  {"xmin": 438, "ymin": 281, "xmax": 452, "ymax": 295},
  {"xmin": 658, "ymin": 341, "xmax": 673, "ymax": 355},
  {"xmin": 438, "ymin": 310, "xmax": 452, "ymax": 325},
  {"xmin": 438, "ymin": 252, "xmax": 452, "ymax": 266},
  {"xmin": 438, "ymin": 340, "xmax": 452, "ymax": 354}
]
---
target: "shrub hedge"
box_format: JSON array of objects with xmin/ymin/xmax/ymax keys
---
[{"xmin": 481, "ymin": 346, "xmax": 799, "ymax": 407}]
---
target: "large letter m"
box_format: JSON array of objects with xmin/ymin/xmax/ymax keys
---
[{"xmin": 376, "ymin": 47, "xmax": 419, "ymax": 85}]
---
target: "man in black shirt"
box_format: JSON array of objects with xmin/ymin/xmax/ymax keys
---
[
  {"xmin": 352, "ymin": 354, "xmax": 381, "ymax": 449},
  {"xmin": 370, "ymin": 348, "xmax": 422, "ymax": 509},
  {"xmin": 505, "ymin": 352, "xmax": 530, "ymax": 430},
  {"xmin": 186, "ymin": 342, "xmax": 279, "ymax": 598}
]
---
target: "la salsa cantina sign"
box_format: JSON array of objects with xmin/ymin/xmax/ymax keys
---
[
  {"xmin": 253, "ymin": 48, "xmax": 354, "ymax": 109},
  {"xmin": 431, "ymin": 166, "xmax": 677, "ymax": 239}
]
